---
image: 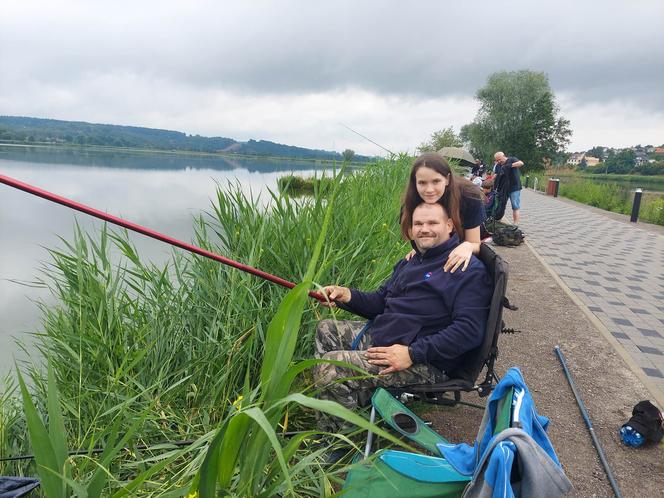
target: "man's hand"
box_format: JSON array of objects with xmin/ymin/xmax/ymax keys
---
[
  {"xmin": 366, "ymin": 344, "xmax": 412, "ymax": 375},
  {"xmin": 320, "ymin": 285, "xmax": 351, "ymax": 307}
]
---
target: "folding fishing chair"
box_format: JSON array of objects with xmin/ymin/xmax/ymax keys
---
[
  {"xmin": 340, "ymin": 384, "xmax": 514, "ymax": 497},
  {"xmin": 392, "ymin": 243, "xmax": 516, "ymax": 406},
  {"xmin": 342, "ymin": 368, "xmax": 572, "ymax": 497}
]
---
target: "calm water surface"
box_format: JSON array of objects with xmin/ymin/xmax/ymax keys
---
[{"xmin": 0, "ymin": 146, "xmax": 332, "ymax": 370}]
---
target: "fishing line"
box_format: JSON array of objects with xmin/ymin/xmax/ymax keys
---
[{"xmin": 339, "ymin": 122, "xmax": 395, "ymax": 156}]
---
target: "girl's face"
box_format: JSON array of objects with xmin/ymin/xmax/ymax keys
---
[{"xmin": 415, "ymin": 166, "xmax": 449, "ymax": 203}]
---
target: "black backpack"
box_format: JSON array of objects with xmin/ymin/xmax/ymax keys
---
[{"xmin": 492, "ymin": 225, "xmax": 525, "ymax": 246}]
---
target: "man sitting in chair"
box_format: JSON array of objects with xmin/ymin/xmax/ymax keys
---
[{"xmin": 314, "ymin": 201, "xmax": 492, "ymax": 426}]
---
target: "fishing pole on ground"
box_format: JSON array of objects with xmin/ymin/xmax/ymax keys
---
[
  {"xmin": 554, "ymin": 346, "xmax": 623, "ymax": 498},
  {"xmin": 0, "ymin": 174, "xmax": 325, "ymax": 302}
]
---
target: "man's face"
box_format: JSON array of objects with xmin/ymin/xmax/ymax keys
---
[
  {"xmin": 410, "ymin": 203, "xmax": 453, "ymax": 252},
  {"xmin": 494, "ymin": 152, "xmax": 507, "ymax": 165}
]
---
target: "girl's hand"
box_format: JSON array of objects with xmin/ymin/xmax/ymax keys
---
[
  {"xmin": 444, "ymin": 242, "xmax": 473, "ymax": 273},
  {"xmin": 404, "ymin": 249, "xmax": 416, "ymax": 261}
]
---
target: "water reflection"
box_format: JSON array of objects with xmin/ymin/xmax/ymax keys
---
[
  {"xmin": 0, "ymin": 144, "xmax": 338, "ymax": 173},
  {"xmin": 0, "ymin": 146, "xmax": 333, "ymax": 370}
]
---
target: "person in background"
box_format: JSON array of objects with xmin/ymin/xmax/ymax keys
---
[
  {"xmin": 471, "ymin": 158, "xmax": 485, "ymax": 178},
  {"xmin": 494, "ymin": 151, "xmax": 524, "ymax": 225}
]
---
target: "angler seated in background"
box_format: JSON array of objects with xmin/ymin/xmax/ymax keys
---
[{"xmin": 313, "ymin": 201, "xmax": 492, "ymax": 430}]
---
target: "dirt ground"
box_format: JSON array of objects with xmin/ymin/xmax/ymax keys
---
[{"xmin": 422, "ymin": 242, "xmax": 664, "ymax": 498}]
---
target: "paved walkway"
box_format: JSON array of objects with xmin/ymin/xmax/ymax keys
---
[{"xmin": 510, "ymin": 189, "xmax": 664, "ymax": 395}]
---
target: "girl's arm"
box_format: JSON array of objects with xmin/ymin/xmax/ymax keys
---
[{"xmin": 443, "ymin": 225, "xmax": 481, "ymax": 273}]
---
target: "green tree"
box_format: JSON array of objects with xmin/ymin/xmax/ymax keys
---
[
  {"xmin": 603, "ymin": 149, "xmax": 635, "ymax": 174},
  {"xmin": 635, "ymin": 160, "xmax": 664, "ymax": 175},
  {"xmin": 586, "ymin": 146, "xmax": 604, "ymax": 159},
  {"xmin": 577, "ymin": 157, "xmax": 587, "ymax": 171},
  {"xmin": 460, "ymin": 70, "xmax": 572, "ymax": 171},
  {"xmin": 342, "ymin": 148, "xmax": 355, "ymax": 162},
  {"xmin": 417, "ymin": 127, "xmax": 463, "ymax": 153}
]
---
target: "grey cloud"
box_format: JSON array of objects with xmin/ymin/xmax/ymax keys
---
[{"xmin": 1, "ymin": 0, "xmax": 663, "ymax": 110}]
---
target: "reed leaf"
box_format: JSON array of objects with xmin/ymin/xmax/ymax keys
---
[{"xmin": 17, "ymin": 365, "xmax": 66, "ymax": 498}]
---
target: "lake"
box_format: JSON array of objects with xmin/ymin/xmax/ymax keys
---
[{"xmin": 0, "ymin": 145, "xmax": 335, "ymax": 371}]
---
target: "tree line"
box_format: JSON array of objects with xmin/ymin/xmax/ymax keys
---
[
  {"xmin": 578, "ymin": 149, "xmax": 664, "ymax": 176},
  {"xmin": 0, "ymin": 116, "xmax": 368, "ymax": 162}
]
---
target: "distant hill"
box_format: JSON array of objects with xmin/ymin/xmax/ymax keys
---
[{"xmin": 0, "ymin": 116, "xmax": 372, "ymax": 162}]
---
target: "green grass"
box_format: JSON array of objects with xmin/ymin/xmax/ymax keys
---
[
  {"xmin": 548, "ymin": 170, "xmax": 664, "ymax": 188},
  {"xmin": 559, "ymin": 181, "xmax": 632, "ymax": 214},
  {"xmin": 525, "ymin": 174, "xmax": 664, "ymax": 226},
  {"xmin": 1, "ymin": 155, "xmax": 417, "ymax": 495}
]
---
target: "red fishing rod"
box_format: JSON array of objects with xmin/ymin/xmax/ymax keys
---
[{"xmin": 0, "ymin": 173, "xmax": 325, "ymax": 302}]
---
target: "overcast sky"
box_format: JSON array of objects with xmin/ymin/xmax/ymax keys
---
[{"xmin": 1, "ymin": 0, "xmax": 662, "ymax": 156}]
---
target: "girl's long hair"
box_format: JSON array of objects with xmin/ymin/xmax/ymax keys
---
[{"xmin": 400, "ymin": 152, "xmax": 483, "ymax": 240}]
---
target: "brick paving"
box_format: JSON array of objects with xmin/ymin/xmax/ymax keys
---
[{"xmin": 508, "ymin": 189, "xmax": 664, "ymax": 395}]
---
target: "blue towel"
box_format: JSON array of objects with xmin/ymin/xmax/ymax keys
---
[
  {"xmin": 438, "ymin": 367, "xmax": 561, "ymax": 475},
  {"xmin": 482, "ymin": 440, "xmax": 516, "ymax": 498}
]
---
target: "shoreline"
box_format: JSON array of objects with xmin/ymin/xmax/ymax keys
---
[{"xmin": 0, "ymin": 141, "xmax": 374, "ymax": 167}]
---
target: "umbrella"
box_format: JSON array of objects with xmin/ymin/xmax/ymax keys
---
[{"xmin": 437, "ymin": 147, "xmax": 476, "ymax": 167}]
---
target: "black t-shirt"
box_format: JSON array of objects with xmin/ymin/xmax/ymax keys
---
[
  {"xmin": 503, "ymin": 156, "xmax": 522, "ymax": 192},
  {"xmin": 461, "ymin": 193, "xmax": 486, "ymax": 230}
]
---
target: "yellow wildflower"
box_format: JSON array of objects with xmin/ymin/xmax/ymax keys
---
[{"xmin": 232, "ymin": 395, "xmax": 244, "ymax": 410}]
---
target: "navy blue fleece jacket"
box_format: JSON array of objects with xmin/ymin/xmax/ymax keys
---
[{"xmin": 341, "ymin": 234, "xmax": 492, "ymax": 373}]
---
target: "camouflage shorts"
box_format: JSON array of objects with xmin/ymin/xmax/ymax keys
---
[{"xmin": 312, "ymin": 319, "xmax": 447, "ymax": 431}]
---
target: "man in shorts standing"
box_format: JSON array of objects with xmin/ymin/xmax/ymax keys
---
[{"xmin": 494, "ymin": 151, "xmax": 524, "ymax": 225}]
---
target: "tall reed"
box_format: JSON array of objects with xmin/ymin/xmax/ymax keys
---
[{"xmin": 2, "ymin": 156, "xmax": 416, "ymax": 494}]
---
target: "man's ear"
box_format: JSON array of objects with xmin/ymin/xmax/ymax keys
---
[{"xmin": 446, "ymin": 217, "xmax": 454, "ymax": 236}]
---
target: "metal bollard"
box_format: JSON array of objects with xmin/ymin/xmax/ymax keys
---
[
  {"xmin": 525, "ymin": 175, "xmax": 530, "ymax": 188},
  {"xmin": 630, "ymin": 188, "xmax": 643, "ymax": 223}
]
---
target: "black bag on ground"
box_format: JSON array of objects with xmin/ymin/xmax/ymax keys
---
[
  {"xmin": 623, "ymin": 400, "xmax": 664, "ymax": 443},
  {"xmin": 0, "ymin": 477, "xmax": 40, "ymax": 498},
  {"xmin": 492, "ymin": 225, "xmax": 525, "ymax": 246}
]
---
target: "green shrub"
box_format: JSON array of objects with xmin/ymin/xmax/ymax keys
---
[{"xmin": 277, "ymin": 174, "xmax": 334, "ymax": 196}]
